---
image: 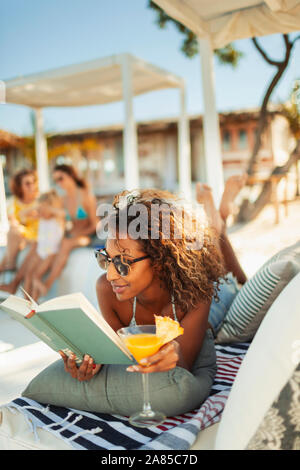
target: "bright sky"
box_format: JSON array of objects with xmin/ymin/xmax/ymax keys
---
[{"xmin": 0, "ymin": 0, "xmax": 299, "ymax": 136}]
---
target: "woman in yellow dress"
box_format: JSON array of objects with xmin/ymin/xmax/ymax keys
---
[{"xmin": 0, "ymin": 169, "xmax": 39, "ymax": 273}]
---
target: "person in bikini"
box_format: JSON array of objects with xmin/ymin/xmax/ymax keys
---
[
  {"xmin": 32, "ymin": 164, "xmax": 98, "ymax": 299},
  {"xmin": 23, "ymin": 190, "xmax": 65, "ymax": 300},
  {"xmin": 0, "ymin": 165, "xmax": 97, "ymax": 300},
  {"xmin": 58, "ymin": 181, "xmax": 248, "ymax": 417},
  {"xmin": 0, "ymin": 169, "xmax": 39, "ymax": 274}
]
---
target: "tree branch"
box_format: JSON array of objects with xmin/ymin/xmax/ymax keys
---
[
  {"xmin": 283, "ymin": 33, "xmax": 290, "ymax": 48},
  {"xmin": 251, "ymin": 37, "xmax": 282, "ymax": 66},
  {"xmin": 247, "ymin": 34, "xmax": 294, "ymax": 175},
  {"xmin": 292, "ymin": 34, "xmax": 300, "ymax": 46}
]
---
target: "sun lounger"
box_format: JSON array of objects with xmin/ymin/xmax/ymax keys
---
[
  {"xmin": 0, "ymin": 265, "xmax": 299, "ymax": 450},
  {"xmin": 191, "ymin": 271, "xmax": 300, "ymax": 450},
  {"xmin": 0, "ymin": 245, "xmax": 101, "ymax": 308}
]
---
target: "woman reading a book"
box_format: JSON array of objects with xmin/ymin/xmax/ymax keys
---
[{"xmin": 58, "ymin": 187, "xmax": 246, "ymax": 417}]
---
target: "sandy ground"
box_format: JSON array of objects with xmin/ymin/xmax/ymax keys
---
[
  {"xmin": 0, "ymin": 198, "xmax": 299, "ymax": 406},
  {"xmin": 228, "ymin": 198, "xmax": 300, "ymax": 278}
]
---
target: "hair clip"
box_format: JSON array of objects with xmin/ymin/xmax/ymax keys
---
[{"xmin": 115, "ymin": 190, "xmax": 141, "ymax": 210}]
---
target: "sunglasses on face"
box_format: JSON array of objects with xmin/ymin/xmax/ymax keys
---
[{"xmin": 94, "ymin": 249, "xmax": 150, "ymax": 277}]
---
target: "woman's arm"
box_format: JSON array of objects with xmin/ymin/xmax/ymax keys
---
[
  {"xmin": 97, "ymin": 274, "xmax": 209, "ymax": 373},
  {"xmin": 18, "ymin": 208, "xmax": 39, "ymax": 222},
  {"xmin": 129, "ymin": 301, "xmax": 211, "ymax": 374},
  {"xmin": 176, "ymin": 301, "xmax": 210, "ymax": 369},
  {"xmin": 50, "ymin": 207, "xmax": 66, "ymax": 218},
  {"xmin": 58, "ymin": 274, "xmax": 121, "ymax": 382},
  {"xmin": 96, "ymin": 275, "xmax": 211, "ymax": 374}
]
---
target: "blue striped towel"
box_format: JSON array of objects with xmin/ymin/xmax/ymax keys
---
[{"xmin": 3, "ymin": 342, "xmax": 249, "ymax": 450}]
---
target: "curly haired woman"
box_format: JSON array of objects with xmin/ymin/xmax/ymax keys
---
[
  {"xmin": 58, "ymin": 188, "xmax": 227, "ymax": 417},
  {"xmin": 0, "ymin": 169, "xmax": 39, "ymax": 274}
]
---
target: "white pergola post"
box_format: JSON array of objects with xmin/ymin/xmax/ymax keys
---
[
  {"xmin": 178, "ymin": 85, "xmax": 192, "ymax": 201},
  {"xmin": 121, "ymin": 55, "xmax": 139, "ymax": 190},
  {"xmin": 0, "ymin": 159, "xmax": 9, "ymax": 246},
  {"xmin": 34, "ymin": 107, "xmax": 50, "ymax": 193},
  {"xmin": 198, "ymin": 37, "xmax": 224, "ymax": 206}
]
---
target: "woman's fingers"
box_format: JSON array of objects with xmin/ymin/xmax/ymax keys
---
[
  {"xmin": 144, "ymin": 341, "xmax": 179, "ymax": 367},
  {"xmin": 77, "ymin": 355, "xmax": 94, "ymax": 381},
  {"xmin": 59, "ymin": 351, "xmax": 100, "ymax": 381},
  {"xmin": 66, "ymin": 354, "xmax": 79, "ymax": 377},
  {"xmin": 127, "ymin": 341, "xmax": 179, "ymax": 374},
  {"xmin": 58, "ymin": 350, "xmax": 69, "ymax": 370},
  {"xmin": 59, "ymin": 351, "xmax": 80, "ymax": 377},
  {"xmin": 58, "ymin": 350, "xmax": 67, "ymax": 361},
  {"xmin": 92, "ymin": 364, "xmax": 102, "ymax": 375}
]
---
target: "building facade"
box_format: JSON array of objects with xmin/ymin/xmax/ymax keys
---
[{"xmin": 1, "ymin": 108, "xmax": 296, "ymax": 198}]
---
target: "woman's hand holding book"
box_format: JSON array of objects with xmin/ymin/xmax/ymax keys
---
[{"xmin": 59, "ymin": 351, "xmax": 102, "ymax": 381}]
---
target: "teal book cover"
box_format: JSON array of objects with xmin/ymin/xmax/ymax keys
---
[{"xmin": 0, "ymin": 292, "xmax": 134, "ymax": 366}]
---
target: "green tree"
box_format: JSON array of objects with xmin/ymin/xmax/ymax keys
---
[
  {"xmin": 148, "ymin": 1, "xmax": 300, "ymax": 222},
  {"xmin": 148, "ymin": 1, "xmax": 243, "ymax": 66},
  {"xmin": 281, "ymin": 81, "xmax": 300, "ymax": 140},
  {"xmin": 246, "ymin": 34, "xmax": 300, "ymax": 176}
]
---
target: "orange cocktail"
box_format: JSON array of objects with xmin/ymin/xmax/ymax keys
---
[
  {"xmin": 117, "ymin": 320, "xmax": 183, "ymax": 428},
  {"xmin": 125, "ymin": 334, "xmax": 163, "ymax": 364}
]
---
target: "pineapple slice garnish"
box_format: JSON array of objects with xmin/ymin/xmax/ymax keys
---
[{"xmin": 155, "ymin": 315, "xmax": 184, "ymax": 345}]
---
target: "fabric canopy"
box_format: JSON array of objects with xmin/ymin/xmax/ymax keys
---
[
  {"xmin": 4, "ymin": 53, "xmax": 183, "ymax": 108},
  {"xmin": 152, "ymin": 0, "xmax": 300, "ymax": 49},
  {"xmin": 1, "ymin": 53, "xmax": 191, "ymax": 199}
]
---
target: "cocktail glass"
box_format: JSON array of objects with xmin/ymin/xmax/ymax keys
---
[{"xmin": 117, "ymin": 325, "xmax": 166, "ymax": 428}]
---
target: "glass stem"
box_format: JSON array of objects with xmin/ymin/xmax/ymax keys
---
[{"xmin": 141, "ymin": 372, "xmax": 152, "ymax": 414}]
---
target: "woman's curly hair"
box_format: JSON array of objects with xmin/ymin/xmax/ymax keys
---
[{"xmin": 109, "ymin": 189, "xmax": 226, "ymax": 315}]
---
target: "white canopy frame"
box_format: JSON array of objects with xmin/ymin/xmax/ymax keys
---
[
  {"xmin": 153, "ymin": 0, "xmax": 300, "ymax": 205},
  {"xmin": 0, "ymin": 159, "xmax": 9, "ymax": 246},
  {"xmin": 198, "ymin": 37, "xmax": 224, "ymax": 204},
  {"xmin": 0, "ymin": 53, "xmax": 192, "ymax": 240}
]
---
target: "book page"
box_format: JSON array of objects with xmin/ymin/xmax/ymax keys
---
[
  {"xmin": 37, "ymin": 292, "xmax": 131, "ymax": 356},
  {"xmin": 0, "ymin": 295, "xmax": 32, "ymax": 316},
  {"xmin": 37, "ymin": 292, "xmax": 84, "ymax": 311},
  {"xmin": 20, "ymin": 287, "xmax": 39, "ymax": 309}
]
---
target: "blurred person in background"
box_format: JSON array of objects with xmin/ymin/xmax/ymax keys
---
[
  {"xmin": 32, "ymin": 164, "xmax": 97, "ymax": 299},
  {"xmin": 24, "ymin": 189, "xmax": 65, "ymax": 300},
  {"xmin": 0, "ymin": 168, "xmax": 39, "ymax": 273},
  {"xmin": 0, "ymin": 165, "xmax": 97, "ymax": 299}
]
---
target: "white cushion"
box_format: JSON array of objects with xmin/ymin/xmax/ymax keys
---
[
  {"xmin": 45, "ymin": 247, "xmax": 104, "ymax": 309},
  {"xmin": 1, "ymin": 246, "xmax": 104, "ymax": 308},
  {"xmin": 190, "ymin": 422, "xmax": 219, "ymax": 450},
  {"xmin": 216, "ymin": 241, "xmax": 300, "ymax": 343},
  {"xmin": 215, "ymin": 272, "xmax": 300, "ymax": 450},
  {"xmin": 54, "ymin": 247, "xmax": 103, "ymax": 308}
]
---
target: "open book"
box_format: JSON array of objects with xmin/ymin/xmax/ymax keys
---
[{"xmin": 0, "ymin": 290, "xmax": 134, "ymax": 366}]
